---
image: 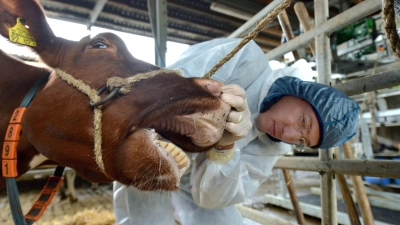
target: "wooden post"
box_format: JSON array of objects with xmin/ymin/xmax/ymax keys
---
[
  {"xmin": 277, "ymin": 10, "xmax": 301, "ymax": 60},
  {"xmin": 334, "ymin": 147, "xmax": 361, "ymax": 225},
  {"xmin": 342, "ymin": 142, "xmax": 375, "ymax": 225},
  {"xmin": 293, "ymin": 2, "xmax": 316, "ymax": 57},
  {"xmin": 282, "ymin": 169, "xmax": 306, "ymax": 225}
]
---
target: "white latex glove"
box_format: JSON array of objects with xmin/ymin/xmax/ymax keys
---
[
  {"xmin": 206, "ymin": 84, "xmax": 251, "ymax": 164},
  {"xmin": 216, "ymin": 84, "xmax": 252, "ymax": 149}
]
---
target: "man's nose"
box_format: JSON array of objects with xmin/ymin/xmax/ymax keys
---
[{"xmin": 281, "ymin": 125, "xmax": 301, "ymax": 144}]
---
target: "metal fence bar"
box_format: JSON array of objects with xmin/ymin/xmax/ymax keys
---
[
  {"xmin": 334, "ymin": 70, "xmax": 400, "ymax": 96},
  {"xmin": 274, "ymin": 158, "xmax": 400, "ymax": 178},
  {"xmin": 228, "ymin": 0, "xmax": 285, "ymax": 38},
  {"xmin": 315, "ymin": 0, "xmax": 331, "ymax": 86},
  {"xmin": 315, "ymin": 0, "xmax": 337, "ymax": 223},
  {"xmin": 266, "ymin": 0, "xmax": 381, "ymax": 60},
  {"xmin": 319, "ymin": 149, "xmax": 337, "ymax": 224},
  {"xmin": 228, "ymin": 0, "xmax": 397, "ymax": 224}
]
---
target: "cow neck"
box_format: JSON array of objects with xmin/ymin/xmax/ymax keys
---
[
  {"xmin": 2, "ymin": 71, "xmax": 66, "ymax": 225},
  {"xmin": 54, "ymin": 67, "xmax": 179, "ymax": 176}
]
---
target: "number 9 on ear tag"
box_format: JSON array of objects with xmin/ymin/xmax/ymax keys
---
[{"xmin": 9, "ymin": 17, "xmax": 37, "ymax": 47}]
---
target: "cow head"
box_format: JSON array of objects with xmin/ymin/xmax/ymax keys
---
[{"xmin": 0, "ymin": 0, "xmax": 230, "ymax": 191}]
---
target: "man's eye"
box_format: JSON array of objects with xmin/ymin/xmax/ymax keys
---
[{"xmin": 91, "ymin": 42, "xmax": 107, "ymax": 49}]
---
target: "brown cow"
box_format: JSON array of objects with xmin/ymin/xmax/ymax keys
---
[{"xmin": 0, "ymin": 0, "xmax": 230, "ymax": 191}]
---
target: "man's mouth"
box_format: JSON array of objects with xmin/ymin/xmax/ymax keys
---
[
  {"xmin": 269, "ymin": 121, "xmax": 276, "ymax": 138},
  {"xmin": 271, "ymin": 121, "xmax": 281, "ymax": 139}
]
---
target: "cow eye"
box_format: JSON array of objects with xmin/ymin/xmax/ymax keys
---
[{"xmin": 91, "ymin": 42, "xmax": 107, "ymax": 49}]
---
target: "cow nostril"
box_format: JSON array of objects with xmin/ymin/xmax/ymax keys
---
[{"xmin": 194, "ymin": 79, "xmax": 223, "ymax": 97}]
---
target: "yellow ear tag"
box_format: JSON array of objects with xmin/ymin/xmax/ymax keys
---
[{"xmin": 8, "ymin": 17, "xmax": 37, "ymax": 47}]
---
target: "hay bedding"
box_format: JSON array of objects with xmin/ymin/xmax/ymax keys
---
[
  {"xmin": 1, "ymin": 182, "xmax": 181, "ymax": 225},
  {"xmin": 0, "ymin": 182, "xmax": 115, "ymax": 225},
  {"xmin": 40, "ymin": 208, "xmax": 115, "ymax": 225}
]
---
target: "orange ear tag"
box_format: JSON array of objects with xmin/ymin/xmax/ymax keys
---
[{"xmin": 8, "ymin": 17, "xmax": 37, "ymax": 47}]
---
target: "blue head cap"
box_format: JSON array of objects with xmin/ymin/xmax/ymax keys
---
[{"xmin": 260, "ymin": 76, "xmax": 360, "ymax": 149}]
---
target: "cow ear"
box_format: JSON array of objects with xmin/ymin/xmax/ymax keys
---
[{"xmin": 0, "ymin": 0, "xmax": 58, "ymax": 54}]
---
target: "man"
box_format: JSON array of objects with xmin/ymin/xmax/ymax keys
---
[{"xmin": 113, "ymin": 38, "xmax": 360, "ymax": 225}]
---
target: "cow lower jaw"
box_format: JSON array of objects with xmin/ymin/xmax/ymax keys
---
[
  {"xmin": 155, "ymin": 140, "xmax": 189, "ymax": 170},
  {"xmin": 149, "ymin": 129, "xmax": 190, "ymax": 178}
]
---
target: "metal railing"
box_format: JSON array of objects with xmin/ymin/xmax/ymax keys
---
[{"xmin": 231, "ymin": 0, "xmax": 400, "ymax": 224}]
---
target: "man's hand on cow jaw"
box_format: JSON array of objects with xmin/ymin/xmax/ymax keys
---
[{"xmin": 216, "ymin": 84, "xmax": 252, "ymax": 149}]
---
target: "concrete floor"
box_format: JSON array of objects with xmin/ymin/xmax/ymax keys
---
[{"xmin": 245, "ymin": 169, "xmax": 322, "ymax": 225}]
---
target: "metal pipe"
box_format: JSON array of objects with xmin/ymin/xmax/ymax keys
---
[
  {"xmin": 87, "ymin": 0, "xmax": 107, "ymax": 29},
  {"xmin": 147, "ymin": 0, "xmax": 167, "ymax": 67},
  {"xmin": 155, "ymin": 0, "xmax": 167, "ymax": 67},
  {"xmin": 319, "ymin": 148, "xmax": 337, "ymax": 225},
  {"xmin": 210, "ymin": 2, "xmax": 253, "ymax": 21},
  {"xmin": 334, "ymin": 70, "xmax": 400, "ymax": 96},
  {"xmin": 228, "ymin": 0, "xmax": 285, "ymax": 38},
  {"xmin": 274, "ymin": 157, "xmax": 400, "ymax": 178},
  {"xmin": 315, "ymin": 0, "xmax": 336, "ymax": 223},
  {"xmin": 266, "ymin": 0, "xmax": 381, "ymax": 60},
  {"xmin": 315, "ymin": 0, "xmax": 332, "ymax": 85}
]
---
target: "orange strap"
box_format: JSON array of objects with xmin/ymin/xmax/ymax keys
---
[
  {"xmin": 2, "ymin": 107, "xmax": 26, "ymax": 177},
  {"xmin": 2, "ymin": 107, "xmax": 65, "ymax": 222},
  {"xmin": 24, "ymin": 175, "xmax": 64, "ymax": 221}
]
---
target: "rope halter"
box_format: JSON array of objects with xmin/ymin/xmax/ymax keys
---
[{"xmin": 54, "ymin": 68, "xmax": 179, "ymax": 176}]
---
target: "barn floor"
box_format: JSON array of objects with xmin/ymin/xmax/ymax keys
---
[
  {"xmin": 0, "ymin": 170, "xmax": 398, "ymax": 225},
  {"xmin": 0, "ymin": 179, "xmax": 114, "ymax": 225},
  {"xmin": 0, "ymin": 170, "xmax": 321, "ymax": 225}
]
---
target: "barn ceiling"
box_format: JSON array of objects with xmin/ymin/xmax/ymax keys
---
[{"xmin": 39, "ymin": 0, "xmax": 361, "ymax": 53}]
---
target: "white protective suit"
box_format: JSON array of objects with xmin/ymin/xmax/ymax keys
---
[{"xmin": 113, "ymin": 38, "xmax": 313, "ymax": 225}]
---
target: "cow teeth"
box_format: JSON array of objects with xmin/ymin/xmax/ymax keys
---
[{"xmin": 155, "ymin": 140, "xmax": 189, "ymax": 169}]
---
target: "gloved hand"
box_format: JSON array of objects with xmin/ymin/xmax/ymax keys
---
[
  {"xmin": 206, "ymin": 84, "xmax": 252, "ymax": 164},
  {"xmin": 216, "ymin": 84, "xmax": 252, "ymax": 149}
]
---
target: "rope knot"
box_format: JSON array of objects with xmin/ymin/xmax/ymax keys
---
[
  {"xmin": 107, "ymin": 77, "xmax": 132, "ymax": 94},
  {"xmin": 106, "ymin": 69, "xmax": 182, "ymax": 95},
  {"xmin": 383, "ymin": 0, "xmax": 400, "ymax": 61}
]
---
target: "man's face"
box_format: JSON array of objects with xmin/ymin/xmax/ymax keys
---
[{"xmin": 255, "ymin": 96, "xmax": 320, "ymax": 147}]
